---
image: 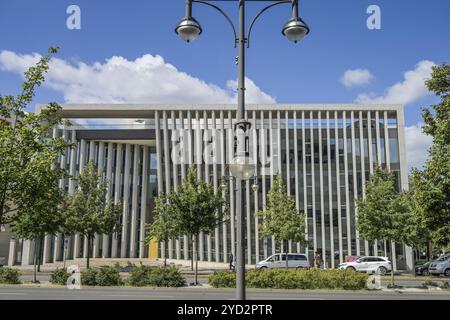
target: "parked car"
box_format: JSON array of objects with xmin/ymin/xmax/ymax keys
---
[
  {"xmin": 415, "ymin": 261, "xmax": 431, "ymax": 276},
  {"xmin": 256, "ymin": 253, "xmax": 309, "ymax": 270},
  {"xmin": 429, "ymin": 254, "xmax": 450, "ymax": 277},
  {"xmin": 338, "ymin": 256, "xmax": 392, "ymax": 275}
]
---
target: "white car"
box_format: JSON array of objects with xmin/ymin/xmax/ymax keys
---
[
  {"xmin": 256, "ymin": 253, "xmax": 310, "ymax": 270},
  {"xmin": 338, "ymin": 256, "xmax": 392, "ymax": 275},
  {"xmin": 429, "ymin": 254, "xmax": 450, "ymax": 277}
]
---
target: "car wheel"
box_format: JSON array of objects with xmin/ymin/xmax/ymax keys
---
[
  {"xmin": 422, "ymin": 269, "xmax": 429, "ymax": 276},
  {"xmin": 296, "ymin": 266, "xmax": 304, "ymax": 270},
  {"xmin": 444, "ymin": 269, "xmax": 450, "ymax": 277},
  {"xmin": 259, "ymin": 266, "xmax": 268, "ymax": 271},
  {"xmin": 346, "ymin": 266, "xmax": 356, "ymax": 271},
  {"xmin": 378, "ymin": 266, "xmax": 387, "ymax": 275}
]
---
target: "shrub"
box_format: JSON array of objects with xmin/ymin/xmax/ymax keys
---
[
  {"xmin": 81, "ymin": 268, "xmax": 98, "ymax": 286},
  {"xmin": 81, "ymin": 267, "xmax": 122, "ymax": 286},
  {"xmin": 95, "ymin": 267, "xmax": 123, "ymax": 286},
  {"xmin": 0, "ymin": 267, "xmax": 21, "ymax": 284},
  {"xmin": 50, "ymin": 268, "xmax": 70, "ymax": 285},
  {"xmin": 209, "ymin": 269, "xmax": 368, "ymax": 290},
  {"xmin": 126, "ymin": 265, "xmax": 186, "ymax": 287}
]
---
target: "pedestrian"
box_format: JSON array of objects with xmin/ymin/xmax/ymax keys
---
[
  {"xmin": 314, "ymin": 251, "xmax": 322, "ymax": 269},
  {"xmin": 229, "ymin": 253, "xmax": 235, "ymax": 271}
]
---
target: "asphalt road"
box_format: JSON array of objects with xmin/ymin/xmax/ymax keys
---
[{"xmin": 0, "ymin": 286, "xmax": 449, "ymax": 300}]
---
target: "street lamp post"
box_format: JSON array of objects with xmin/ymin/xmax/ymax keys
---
[{"xmin": 175, "ymin": 0, "xmax": 309, "ymax": 300}]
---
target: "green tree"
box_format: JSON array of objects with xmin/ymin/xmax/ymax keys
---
[
  {"xmin": 65, "ymin": 161, "xmax": 122, "ymax": 269},
  {"xmin": 146, "ymin": 193, "xmax": 180, "ymax": 267},
  {"xmin": 157, "ymin": 167, "xmax": 227, "ymax": 285},
  {"xmin": 0, "ymin": 47, "xmax": 70, "ymax": 227},
  {"xmin": 356, "ymin": 166, "xmax": 410, "ymax": 286},
  {"xmin": 257, "ymin": 176, "xmax": 307, "ymax": 269},
  {"xmin": 410, "ymin": 64, "xmax": 450, "ymax": 250}
]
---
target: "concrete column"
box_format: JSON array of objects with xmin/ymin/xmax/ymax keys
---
[
  {"xmin": 74, "ymin": 139, "xmax": 87, "ymax": 259},
  {"xmin": 54, "ymin": 128, "xmax": 68, "ymax": 262},
  {"xmin": 8, "ymin": 238, "xmax": 17, "ymax": 266},
  {"xmin": 112, "ymin": 143, "xmax": 123, "ymax": 258},
  {"xmin": 212, "ymin": 111, "xmax": 220, "ymax": 263},
  {"xmin": 318, "ymin": 112, "xmax": 326, "ymax": 266},
  {"xmin": 93, "ymin": 141, "xmax": 105, "ymax": 259},
  {"xmin": 67, "ymin": 130, "xmax": 78, "ymax": 260},
  {"xmin": 173, "ymin": 111, "xmax": 181, "ymax": 261},
  {"xmin": 220, "ymin": 111, "xmax": 228, "ymax": 262},
  {"xmin": 359, "ymin": 112, "xmax": 369, "ymax": 255},
  {"xmin": 326, "ymin": 111, "xmax": 335, "ymax": 268},
  {"xmin": 102, "ymin": 142, "xmax": 114, "ymax": 258},
  {"xmin": 343, "ymin": 112, "xmax": 352, "ymax": 258},
  {"xmin": 228, "ymin": 111, "xmax": 235, "ymax": 257},
  {"xmin": 253, "ymin": 110, "xmax": 260, "ymax": 262},
  {"xmin": 260, "ymin": 110, "xmax": 267, "ymax": 258},
  {"xmin": 120, "ymin": 144, "xmax": 132, "ymax": 258},
  {"xmin": 245, "ymin": 110, "xmax": 252, "ymax": 263},
  {"xmin": 285, "ymin": 111, "xmax": 292, "ymax": 254},
  {"xmin": 293, "ymin": 111, "xmax": 301, "ymax": 253},
  {"xmin": 186, "ymin": 110, "xmax": 193, "ymax": 261},
  {"xmin": 129, "ymin": 144, "xmax": 140, "ymax": 258},
  {"xmin": 163, "ymin": 111, "xmax": 172, "ymax": 260},
  {"xmin": 139, "ymin": 146, "xmax": 149, "ymax": 259},
  {"xmin": 21, "ymin": 240, "xmax": 35, "ymax": 266},
  {"xmin": 301, "ymin": 111, "xmax": 308, "ymax": 257},
  {"xmin": 310, "ymin": 112, "xmax": 317, "ymax": 255},
  {"xmin": 155, "ymin": 112, "xmax": 165, "ymax": 260},
  {"xmin": 270, "ymin": 111, "xmax": 275, "ymax": 254},
  {"xmin": 334, "ymin": 112, "xmax": 343, "ymax": 263},
  {"xmin": 350, "ymin": 112, "xmax": 361, "ymax": 256},
  {"xmin": 195, "ymin": 111, "xmax": 204, "ymax": 261},
  {"xmin": 180, "ymin": 111, "xmax": 189, "ymax": 261},
  {"xmin": 203, "ymin": 111, "xmax": 212, "ymax": 262}
]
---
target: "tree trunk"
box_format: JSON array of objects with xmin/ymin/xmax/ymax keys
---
[
  {"xmin": 37, "ymin": 237, "xmax": 43, "ymax": 272},
  {"xmin": 427, "ymin": 241, "xmax": 432, "ymax": 261},
  {"xmin": 193, "ymin": 234, "xmax": 198, "ymax": 285},
  {"xmin": 285, "ymin": 241, "xmax": 289, "ymax": 269},
  {"xmin": 33, "ymin": 240, "xmax": 38, "ymax": 283},
  {"xmin": 190, "ymin": 236, "xmax": 194, "ymax": 271},
  {"xmin": 390, "ymin": 241, "xmax": 395, "ymax": 287},
  {"xmin": 86, "ymin": 236, "xmax": 91, "ymax": 269}
]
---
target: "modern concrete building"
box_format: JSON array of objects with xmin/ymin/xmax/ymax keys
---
[{"xmin": 8, "ymin": 104, "xmax": 413, "ymax": 270}]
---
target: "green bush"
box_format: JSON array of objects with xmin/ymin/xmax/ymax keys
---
[
  {"xmin": 126, "ymin": 265, "xmax": 186, "ymax": 287},
  {"xmin": 209, "ymin": 269, "xmax": 368, "ymax": 290},
  {"xmin": 95, "ymin": 267, "xmax": 123, "ymax": 286},
  {"xmin": 81, "ymin": 268, "xmax": 98, "ymax": 286},
  {"xmin": 0, "ymin": 267, "xmax": 21, "ymax": 284},
  {"xmin": 50, "ymin": 268, "xmax": 70, "ymax": 285},
  {"xmin": 81, "ymin": 267, "xmax": 122, "ymax": 286}
]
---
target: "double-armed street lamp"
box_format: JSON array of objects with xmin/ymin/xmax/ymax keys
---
[{"xmin": 175, "ymin": 0, "xmax": 309, "ymax": 300}]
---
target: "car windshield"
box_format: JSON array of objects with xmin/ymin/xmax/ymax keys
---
[{"xmin": 437, "ymin": 255, "xmax": 450, "ymax": 262}]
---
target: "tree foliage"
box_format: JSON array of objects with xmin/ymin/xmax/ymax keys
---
[
  {"xmin": 65, "ymin": 161, "xmax": 122, "ymax": 268},
  {"xmin": 410, "ymin": 64, "xmax": 450, "ymax": 249},
  {"xmin": 257, "ymin": 176, "xmax": 307, "ymax": 268},
  {"xmin": 147, "ymin": 166, "xmax": 227, "ymax": 283},
  {"xmin": 0, "ymin": 47, "xmax": 70, "ymax": 227}
]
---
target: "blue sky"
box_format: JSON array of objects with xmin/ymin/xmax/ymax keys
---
[{"xmin": 0, "ymin": 0, "xmax": 449, "ymax": 167}]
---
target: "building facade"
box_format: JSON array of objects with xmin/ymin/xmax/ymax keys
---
[{"xmin": 10, "ymin": 104, "xmax": 413, "ymax": 270}]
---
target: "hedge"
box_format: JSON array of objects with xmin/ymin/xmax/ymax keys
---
[
  {"xmin": 209, "ymin": 269, "xmax": 369, "ymax": 290},
  {"xmin": 0, "ymin": 267, "xmax": 21, "ymax": 284},
  {"xmin": 50, "ymin": 268, "xmax": 71, "ymax": 285},
  {"xmin": 126, "ymin": 265, "xmax": 186, "ymax": 287},
  {"xmin": 81, "ymin": 267, "xmax": 123, "ymax": 287}
]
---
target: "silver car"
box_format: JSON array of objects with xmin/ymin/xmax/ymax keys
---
[
  {"xmin": 256, "ymin": 253, "xmax": 310, "ymax": 270},
  {"xmin": 338, "ymin": 256, "xmax": 392, "ymax": 275},
  {"xmin": 429, "ymin": 254, "xmax": 450, "ymax": 277}
]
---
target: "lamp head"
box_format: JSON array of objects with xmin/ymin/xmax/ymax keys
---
[
  {"xmin": 282, "ymin": 17, "xmax": 310, "ymax": 43},
  {"xmin": 175, "ymin": 17, "xmax": 202, "ymax": 43},
  {"xmin": 229, "ymin": 155, "xmax": 256, "ymax": 181}
]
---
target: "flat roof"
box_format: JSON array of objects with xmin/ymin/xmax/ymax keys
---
[{"xmin": 36, "ymin": 104, "xmax": 403, "ymax": 119}]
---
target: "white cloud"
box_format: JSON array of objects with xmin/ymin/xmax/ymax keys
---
[
  {"xmin": 405, "ymin": 123, "xmax": 433, "ymax": 170},
  {"xmin": 356, "ymin": 60, "xmax": 435, "ymax": 104},
  {"xmin": 340, "ymin": 69, "xmax": 374, "ymax": 88},
  {"xmin": 0, "ymin": 51, "xmax": 275, "ymax": 104}
]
